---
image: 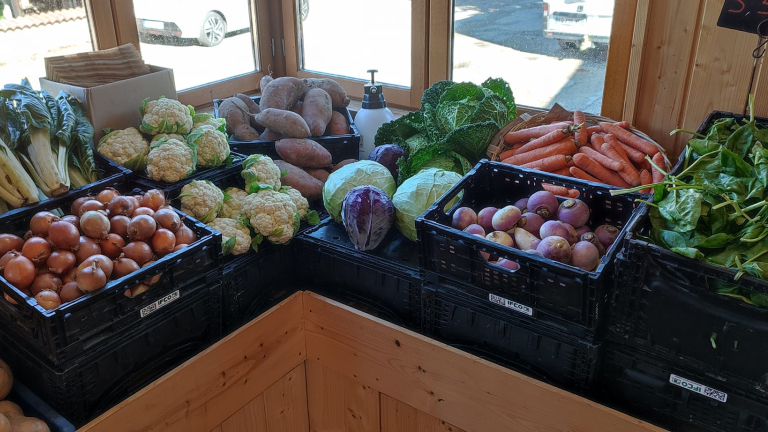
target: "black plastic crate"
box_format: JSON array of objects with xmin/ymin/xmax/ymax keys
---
[
  {"xmin": 295, "ymin": 218, "xmax": 421, "ymax": 330},
  {"xmin": 416, "ymin": 160, "xmax": 644, "ymax": 339},
  {"xmin": 600, "ymin": 341, "xmax": 768, "ymax": 432},
  {"xmin": 214, "ymin": 96, "xmax": 360, "ymax": 164},
  {"xmin": 130, "ymin": 152, "xmax": 246, "ymax": 194},
  {"xmin": 4, "ymin": 380, "xmax": 76, "ymax": 432},
  {"xmin": 609, "ymin": 236, "xmax": 768, "ymax": 397},
  {"xmin": 0, "ymin": 278, "xmax": 222, "ymax": 427},
  {"xmin": 0, "ymin": 181, "xmax": 221, "ymax": 364},
  {"xmin": 422, "ymin": 283, "xmax": 601, "ymax": 394}
]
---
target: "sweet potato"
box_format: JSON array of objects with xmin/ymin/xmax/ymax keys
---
[
  {"xmin": 0, "ymin": 414, "xmax": 9, "ymax": 432},
  {"xmin": 260, "ymin": 77, "xmax": 306, "ymax": 110},
  {"xmin": 0, "ymin": 402, "xmax": 22, "ymax": 421},
  {"xmin": 0, "ymin": 359, "xmax": 11, "ymax": 400},
  {"xmin": 303, "ymin": 78, "xmax": 350, "ymax": 108},
  {"xmin": 218, "ymin": 97, "xmax": 260, "ymax": 141},
  {"xmin": 332, "ymin": 159, "xmax": 358, "ymax": 172},
  {"xmin": 291, "ymin": 101, "xmax": 303, "ymax": 114},
  {"xmin": 259, "ymin": 74, "xmax": 273, "ymax": 92},
  {"xmin": 304, "ymin": 168, "xmax": 330, "ymax": 182},
  {"xmin": 274, "ymin": 160, "xmax": 324, "ymax": 201},
  {"xmin": 276, "ymin": 138, "xmax": 332, "ymax": 168},
  {"xmin": 9, "ymin": 417, "xmax": 50, "ymax": 432},
  {"xmin": 299, "ymin": 88, "xmax": 333, "ymax": 136},
  {"xmin": 324, "ymin": 111, "xmax": 349, "ymax": 136},
  {"xmin": 234, "ymin": 94, "xmax": 260, "ymax": 114},
  {"xmin": 254, "ymin": 108, "xmax": 311, "ymax": 138},
  {"xmin": 260, "ymin": 128, "xmax": 283, "ymax": 141}
]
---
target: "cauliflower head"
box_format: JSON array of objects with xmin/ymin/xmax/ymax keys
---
[
  {"xmin": 241, "ymin": 154, "xmax": 281, "ymax": 191},
  {"xmin": 140, "ymin": 96, "xmax": 194, "ymax": 135},
  {"xmin": 97, "ymin": 127, "xmax": 149, "ymax": 170},
  {"xmin": 207, "ymin": 217, "xmax": 251, "ymax": 255},
  {"xmin": 179, "ymin": 180, "xmax": 224, "ymax": 223},
  {"xmin": 150, "ymin": 133, "xmax": 186, "ymax": 145},
  {"xmin": 241, "ymin": 189, "xmax": 300, "ymax": 244},
  {"xmin": 280, "ymin": 187, "xmax": 308, "ymax": 220},
  {"xmin": 187, "ymin": 125, "xmax": 230, "ymax": 168},
  {"xmin": 192, "ymin": 113, "xmax": 227, "ymax": 134},
  {"xmin": 220, "ymin": 187, "xmax": 248, "ymax": 219},
  {"xmin": 146, "ymin": 138, "xmax": 197, "ymax": 183}
]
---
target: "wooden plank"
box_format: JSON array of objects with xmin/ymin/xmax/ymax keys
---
[
  {"xmin": 428, "ymin": 0, "xmax": 452, "ymax": 85},
  {"xmin": 178, "ymin": 73, "xmax": 262, "ymax": 108},
  {"xmin": 295, "ymin": 71, "xmax": 413, "ymax": 109},
  {"xmin": 254, "ymin": 0, "xmax": 276, "ymax": 80},
  {"xmin": 78, "ymin": 293, "xmax": 307, "ymax": 432},
  {"xmin": 110, "ymin": 0, "xmax": 140, "ymax": 50},
  {"xmin": 303, "ymin": 292, "xmax": 666, "ymax": 432},
  {"xmin": 84, "ymin": 0, "xmax": 117, "ymax": 50},
  {"xmin": 220, "ymin": 395, "xmax": 267, "ymax": 432},
  {"xmin": 622, "ymin": 0, "xmax": 650, "ymax": 124},
  {"xmin": 381, "ymin": 395, "xmax": 465, "ymax": 432},
  {"xmin": 602, "ymin": 0, "xmax": 638, "ymax": 120},
  {"xmin": 211, "ymin": 426, "xmax": 222, "ymax": 432},
  {"xmin": 263, "ymin": 364, "xmax": 310, "ymax": 432},
  {"xmin": 410, "ymin": 0, "xmax": 429, "ymax": 108},
  {"xmin": 305, "ymin": 360, "xmax": 379, "ymax": 432}
]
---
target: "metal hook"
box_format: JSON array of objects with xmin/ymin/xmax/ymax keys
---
[{"xmin": 745, "ymin": 20, "xmax": 768, "ymax": 115}]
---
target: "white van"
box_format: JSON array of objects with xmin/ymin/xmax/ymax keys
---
[{"xmin": 542, "ymin": 0, "xmax": 615, "ymax": 49}]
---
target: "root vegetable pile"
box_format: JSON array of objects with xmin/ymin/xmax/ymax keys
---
[{"xmin": 0, "ymin": 358, "xmax": 51, "ymax": 432}]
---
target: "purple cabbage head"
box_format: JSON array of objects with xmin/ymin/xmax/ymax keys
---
[
  {"xmin": 369, "ymin": 144, "xmax": 405, "ymax": 183},
  {"xmin": 341, "ymin": 185, "xmax": 395, "ymax": 251}
]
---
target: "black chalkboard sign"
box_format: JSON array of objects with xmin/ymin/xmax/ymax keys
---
[{"xmin": 718, "ymin": 0, "xmax": 768, "ymax": 34}]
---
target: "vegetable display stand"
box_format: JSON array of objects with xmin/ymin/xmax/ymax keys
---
[
  {"xmin": 609, "ymin": 232, "xmax": 768, "ymax": 398},
  {"xmin": 415, "ymin": 160, "xmax": 644, "ymax": 340},
  {"xmin": 214, "ymin": 96, "xmax": 360, "ymax": 164},
  {"xmin": 0, "ymin": 182, "xmax": 221, "ymax": 365},
  {"xmin": 131, "ymin": 152, "xmax": 246, "ymax": 196},
  {"xmin": 5, "ymin": 380, "xmax": 76, "ymax": 432},
  {"xmin": 600, "ymin": 341, "xmax": 768, "ymax": 432},
  {"xmin": 422, "ymin": 283, "xmax": 602, "ymax": 394},
  {"xmin": 295, "ymin": 218, "xmax": 421, "ymax": 330},
  {"xmin": 0, "ymin": 278, "xmax": 222, "ymax": 427}
]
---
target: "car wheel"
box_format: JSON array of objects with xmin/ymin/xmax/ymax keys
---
[
  {"xmin": 199, "ymin": 12, "xmax": 227, "ymax": 47},
  {"xmin": 300, "ymin": 0, "xmax": 309, "ymax": 21},
  {"xmin": 557, "ymin": 40, "xmax": 578, "ymax": 50}
]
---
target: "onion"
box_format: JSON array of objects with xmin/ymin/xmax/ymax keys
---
[
  {"xmin": 80, "ymin": 210, "xmax": 110, "ymax": 240},
  {"xmin": 100, "ymin": 233, "xmax": 125, "ymax": 259},
  {"xmin": 5, "ymin": 253, "xmax": 36, "ymax": 289},
  {"xmin": 174, "ymin": 225, "xmax": 195, "ymax": 245},
  {"xmin": 76, "ymin": 261, "xmax": 107, "ymax": 293},
  {"xmin": 132, "ymin": 207, "xmax": 155, "ymax": 217},
  {"xmin": 0, "ymin": 234, "xmax": 24, "ymax": 256},
  {"xmin": 49, "ymin": 220, "xmax": 80, "ymax": 251},
  {"xmin": 128, "ymin": 215, "xmax": 157, "ymax": 242},
  {"xmin": 110, "ymin": 215, "xmax": 130, "ymax": 239},
  {"xmin": 125, "ymin": 195, "xmax": 140, "ymax": 211},
  {"xmin": 22, "ymin": 230, "xmax": 33, "ymax": 241},
  {"xmin": 60, "ymin": 281, "xmax": 84, "ymax": 303},
  {"xmin": 122, "ymin": 241, "xmax": 153, "ymax": 265},
  {"xmin": 142, "ymin": 189, "xmax": 165, "ymax": 211},
  {"xmin": 31, "ymin": 272, "xmax": 62, "ymax": 295},
  {"xmin": 97, "ymin": 187, "xmax": 120, "ymax": 204},
  {"xmin": 30, "ymin": 211, "xmax": 59, "ymax": 237},
  {"xmin": 35, "ymin": 289, "xmax": 61, "ymax": 310},
  {"xmin": 112, "ymin": 254, "xmax": 140, "ymax": 279},
  {"xmin": 107, "ymin": 196, "xmax": 134, "ymax": 217},
  {"xmin": 47, "ymin": 250, "xmax": 76, "ymax": 275},
  {"xmin": 70, "ymin": 196, "xmax": 91, "ymax": 216},
  {"xmin": 75, "ymin": 236, "xmax": 101, "ymax": 264},
  {"xmin": 78, "ymin": 199, "xmax": 106, "ymax": 216},
  {"xmin": 62, "ymin": 267, "xmax": 78, "ymax": 283},
  {"xmin": 61, "ymin": 215, "xmax": 80, "ymax": 232},
  {"xmin": 44, "ymin": 236, "xmax": 57, "ymax": 252},
  {"xmin": 131, "ymin": 284, "xmax": 150, "ymax": 297},
  {"xmin": 3, "ymin": 293, "xmax": 17, "ymax": 305},
  {"xmin": 78, "ymin": 254, "xmax": 113, "ymax": 278},
  {"xmin": 22, "ymin": 237, "xmax": 51, "ymax": 265},
  {"xmin": 142, "ymin": 261, "xmax": 162, "ymax": 286},
  {"xmin": 154, "ymin": 208, "xmax": 181, "ymax": 232},
  {"xmin": 0, "ymin": 251, "xmax": 15, "ymax": 272},
  {"xmin": 173, "ymin": 244, "xmax": 188, "ymax": 252},
  {"xmin": 151, "ymin": 229, "xmax": 175, "ymax": 256}
]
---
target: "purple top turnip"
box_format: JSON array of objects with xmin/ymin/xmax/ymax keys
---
[
  {"xmin": 473, "ymin": 234, "xmax": 490, "ymax": 260},
  {"xmin": 595, "ymin": 224, "xmax": 620, "ymax": 249},
  {"xmin": 486, "ymin": 231, "xmax": 514, "ymax": 248},
  {"xmin": 464, "ymin": 224, "xmax": 486, "ymax": 236},
  {"xmin": 513, "ymin": 228, "xmax": 540, "ymax": 251},
  {"xmin": 526, "ymin": 249, "xmax": 543, "ymax": 257},
  {"xmin": 570, "ymin": 241, "xmax": 600, "ymax": 271},
  {"xmin": 539, "ymin": 220, "xmax": 569, "ymax": 240},
  {"xmin": 492, "ymin": 205, "xmax": 522, "ymax": 232},
  {"xmin": 536, "ymin": 236, "xmax": 572, "ymax": 264},
  {"xmin": 528, "ymin": 191, "xmax": 558, "ymax": 219},
  {"xmin": 575, "ymin": 225, "xmax": 592, "ymax": 237},
  {"xmin": 514, "ymin": 198, "xmax": 529, "ymax": 213},
  {"xmin": 518, "ymin": 212, "xmax": 545, "ymax": 236},
  {"xmin": 563, "ymin": 223, "xmax": 578, "ymax": 245},
  {"xmin": 452, "ymin": 207, "xmax": 478, "ymax": 231},
  {"xmin": 580, "ymin": 232, "xmax": 606, "ymax": 256},
  {"xmin": 557, "ymin": 199, "xmax": 590, "ymax": 228},
  {"xmin": 495, "ymin": 258, "xmax": 520, "ymax": 271},
  {"xmin": 477, "ymin": 207, "xmax": 498, "ymax": 233}
]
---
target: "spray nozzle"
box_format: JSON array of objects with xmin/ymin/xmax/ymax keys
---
[{"xmin": 367, "ymin": 69, "xmax": 378, "ymax": 85}]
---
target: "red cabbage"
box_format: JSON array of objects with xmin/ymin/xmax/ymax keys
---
[{"xmin": 341, "ymin": 185, "xmax": 395, "ymax": 251}]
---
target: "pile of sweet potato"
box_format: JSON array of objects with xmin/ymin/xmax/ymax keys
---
[{"xmin": 274, "ymin": 138, "xmax": 356, "ymax": 201}]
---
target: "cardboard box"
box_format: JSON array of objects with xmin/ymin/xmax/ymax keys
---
[{"xmin": 40, "ymin": 65, "xmax": 177, "ymax": 142}]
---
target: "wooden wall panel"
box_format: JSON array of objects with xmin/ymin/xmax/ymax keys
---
[
  {"xmin": 602, "ymin": 0, "xmax": 639, "ymax": 121},
  {"xmin": 380, "ymin": 395, "xmax": 465, "ymax": 432},
  {"xmin": 220, "ymin": 395, "xmax": 267, "ymax": 432},
  {"xmin": 306, "ymin": 360, "xmax": 379, "ymax": 432},
  {"xmin": 263, "ymin": 364, "xmax": 310, "ymax": 432}
]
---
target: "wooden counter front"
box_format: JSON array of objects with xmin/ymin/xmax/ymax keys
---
[{"xmin": 78, "ymin": 291, "xmax": 665, "ymax": 432}]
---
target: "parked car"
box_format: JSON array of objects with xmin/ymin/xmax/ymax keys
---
[{"xmin": 542, "ymin": 0, "xmax": 614, "ymax": 49}]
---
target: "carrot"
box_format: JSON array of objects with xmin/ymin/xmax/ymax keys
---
[
  {"xmin": 521, "ymin": 154, "xmax": 572, "ymax": 172},
  {"xmin": 499, "ymin": 149, "xmax": 515, "ymax": 161},
  {"xmin": 504, "ymin": 122, "xmax": 572, "ymax": 144},
  {"xmin": 542, "ymin": 183, "xmax": 580, "ymax": 198},
  {"xmin": 640, "ymin": 169, "xmax": 653, "ymax": 194},
  {"xmin": 614, "ymin": 121, "xmax": 630, "ymax": 129},
  {"xmin": 502, "ymin": 140, "xmax": 577, "ymax": 166},
  {"xmin": 616, "ymin": 141, "xmax": 647, "ymax": 165},
  {"xmin": 572, "ymin": 153, "xmax": 631, "ymax": 188},
  {"xmin": 574, "ymin": 110, "xmax": 588, "ymax": 146},
  {"xmin": 585, "ymin": 125, "xmax": 603, "ymax": 135},
  {"xmin": 651, "ymin": 152, "xmax": 666, "ymax": 183},
  {"xmin": 513, "ymin": 126, "xmax": 577, "ymax": 155},
  {"xmin": 600, "ymin": 141, "xmax": 641, "ymax": 187},
  {"xmin": 570, "ymin": 166, "xmax": 600, "ymax": 183},
  {"xmin": 599, "ymin": 122, "xmax": 659, "ymax": 155},
  {"xmin": 591, "ymin": 133, "xmax": 605, "ymax": 148},
  {"xmin": 551, "ymin": 167, "xmax": 572, "ymax": 177},
  {"xmin": 579, "ymin": 146, "xmax": 622, "ymax": 171}
]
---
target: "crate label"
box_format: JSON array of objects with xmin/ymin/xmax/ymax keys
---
[
  {"xmin": 140, "ymin": 290, "xmax": 180, "ymax": 318},
  {"xmin": 669, "ymin": 374, "xmax": 728, "ymax": 403},
  {"xmin": 488, "ymin": 294, "xmax": 533, "ymax": 316}
]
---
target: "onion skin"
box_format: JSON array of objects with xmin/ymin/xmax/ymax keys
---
[
  {"xmin": 154, "ymin": 208, "xmax": 181, "ymax": 232},
  {"xmin": 78, "ymin": 199, "xmax": 106, "ymax": 216},
  {"xmin": 70, "ymin": 196, "xmax": 91, "ymax": 216},
  {"xmin": 47, "ymin": 250, "xmax": 76, "ymax": 275},
  {"xmin": 126, "ymin": 196, "xmax": 141, "ymax": 213},
  {"xmin": 112, "ymin": 255, "xmax": 140, "ymax": 279},
  {"xmin": 0, "ymin": 234, "xmax": 24, "ymax": 256},
  {"xmin": 5, "ymin": 254, "xmax": 36, "ymax": 289},
  {"xmin": 76, "ymin": 261, "xmax": 107, "ymax": 293},
  {"xmin": 126, "ymin": 283, "xmax": 150, "ymax": 298},
  {"xmin": 132, "ymin": 207, "xmax": 155, "ymax": 218},
  {"xmin": 107, "ymin": 196, "xmax": 135, "ymax": 217},
  {"xmin": 49, "ymin": 220, "xmax": 81, "ymax": 251},
  {"xmin": 0, "ymin": 251, "xmax": 15, "ymax": 271},
  {"xmin": 110, "ymin": 215, "xmax": 131, "ymax": 239},
  {"xmin": 80, "ymin": 211, "xmax": 111, "ymax": 240},
  {"xmin": 173, "ymin": 244, "xmax": 188, "ymax": 252},
  {"xmin": 97, "ymin": 187, "xmax": 120, "ymax": 204},
  {"xmin": 35, "ymin": 289, "xmax": 62, "ymax": 310},
  {"xmin": 22, "ymin": 230, "xmax": 33, "ymax": 241},
  {"xmin": 30, "ymin": 211, "xmax": 58, "ymax": 237},
  {"xmin": 62, "ymin": 267, "xmax": 78, "ymax": 283},
  {"xmin": 60, "ymin": 281, "xmax": 84, "ymax": 303},
  {"xmin": 61, "ymin": 215, "xmax": 80, "ymax": 232},
  {"xmin": 78, "ymin": 254, "xmax": 113, "ymax": 278},
  {"xmin": 151, "ymin": 229, "xmax": 176, "ymax": 257},
  {"xmin": 128, "ymin": 215, "xmax": 157, "ymax": 242},
  {"xmin": 174, "ymin": 225, "xmax": 195, "ymax": 245},
  {"xmin": 122, "ymin": 241, "xmax": 153, "ymax": 265},
  {"xmin": 100, "ymin": 234, "xmax": 126, "ymax": 259},
  {"xmin": 75, "ymin": 236, "xmax": 101, "ymax": 264},
  {"xmin": 3, "ymin": 293, "xmax": 18, "ymax": 305},
  {"xmin": 31, "ymin": 272, "xmax": 62, "ymax": 295},
  {"xmin": 142, "ymin": 189, "xmax": 165, "ymax": 211},
  {"xmin": 22, "ymin": 237, "xmax": 52, "ymax": 265},
  {"xmin": 142, "ymin": 261, "xmax": 162, "ymax": 286}
]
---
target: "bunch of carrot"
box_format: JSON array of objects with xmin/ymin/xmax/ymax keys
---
[{"xmin": 500, "ymin": 110, "xmax": 663, "ymax": 192}]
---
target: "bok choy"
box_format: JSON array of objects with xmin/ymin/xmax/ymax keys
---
[{"xmin": 0, "ymin": 96, "xmax": 40, "ymax": 207}]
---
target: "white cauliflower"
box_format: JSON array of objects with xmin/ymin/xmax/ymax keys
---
[
  {"xmin": 240, "ymin": 189, "xmax": 300, "ymax": 244},
  {"xmin": 193, "ymin": 113, "xmax": 227, "ymax": 134},
  {"xmin": 207, "ymin": 218, "xmax": 251, "ymax": 255},
  {"xmin": 241, "ymin": 154, "xmax": 281, "ymax": 192},
  {"xmin": 140, "ymin": 96, "xmax": 194, "ymax": 135},
  {"xmin": 280, "ymin": 186, "xmax": 308, "ymax": 220},
  {"xmin": 146, "ymin": 138, "xmax": 197, "ymax": 183},
  {"xmin": 187, "ymin": 125, "xmax": 230, "ymax": 167},
  {"xmin": 179, "ymin": 180, "xmax": 224, "ymax": 223},
  {"xmin": 220, "ymin": 187, "xmax": 248, "ymax": 219},
  {"xmin": 97, "ymin": 127, "xmax": 149, "ymax": 170},
  {"xmin": 150, "ymin": 133, "xmax": 186, "ymax": 145}
]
